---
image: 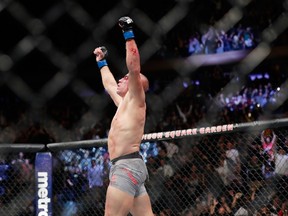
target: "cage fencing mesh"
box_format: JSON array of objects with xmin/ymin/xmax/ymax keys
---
[
  {"xmin": 1, "ymin": 124, "xmax": 288, "ymax": 215},
  {"xmin": 1, "ymin": 0, "xmax": 288, "ymax": 215},
  {"xmin": 0, "ymin": 0, "xmax": 288, "ymax": 142}
]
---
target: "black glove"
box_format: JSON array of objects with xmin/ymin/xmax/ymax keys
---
[
  {"xmin": 118, "ymin": 16, "xmax": 134, "ymax": 32},
  {"xmin": 97, "ymin": 46, "xmax": 109, "ymax": 69},
  {"xmin": 100, "ymin": 46, "xmax": 108, "ymax": 59}
]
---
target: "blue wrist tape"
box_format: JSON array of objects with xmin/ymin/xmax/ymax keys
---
[
  {"xmin": 123, "ymin": 30, "xmax": 135, "ymax": 40},
  {"xmin": 97, "ymin": 59, "xmax": 108, "ymax": 69}
]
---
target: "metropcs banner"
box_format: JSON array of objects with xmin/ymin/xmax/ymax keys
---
[{"xmin": 35, "ymin": 152, "xmax": 53, "ymax": 216}]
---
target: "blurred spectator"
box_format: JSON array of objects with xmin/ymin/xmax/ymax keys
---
[
  {"xmin": 176, "ymin": 103, "xmax": 193, "ymax": 125},
  {"xmin": 231, "ymin": 192, "xmax": 249, "ymax": 216},
  {"xmin": 188, "ymin": 33, "xmax": 203, "ymax": 55},
  {"xmin": 209, "ymin": 196, "xmax": 232, "ymax": 215},
  {"xmin": 225, "ymin": 141, "xmax": 240, "ymax": 172},
  {"xmin": 146, "ymin": 156, "xmax": 161, "ymax": 175},
  {"xmin": 202, "ymin": 26, "xmax": 219, "ymax": 54},
  {"xmin": 140, "ymin": 141, "xmax": 159, "ymax": 163},
  {"xmin": 181, "ymin": 208, "xmax": 194, "ymax": 216},
  {"xmin": 242, "ymin": 27, "xmax": 255, "ymax": 50},
  {"xmin": 284, "ymin": 137, "xmax": 288, "ymax": 151},
  {"xmin": 245, "ymin": 155, "xmax": 264, "ymax": 190},
  {"xmin": 219, "ymin": 31, "xmax": 231, "ymax": 52},
  {"xmin": 0, "ymin": 159, "xmax": 12, "ymax": 205},
  {"xmin": 20, "ymin": 158, "xmax": 33, "ymax": 186},
  {"xmin": 61, "ymin": 160, "xmax": 86, "ymax": 216},
  {"xmin": 10, "ymin": 152, "xmax": 33, "ymax": 186},
  {"xmin": 183, "ymin": 163, "xmax": 205, "ymax": 204},
  {"xmin": 159, "ymin": 208, "xmax": 173, "ymax": 216},
  {"xmin": 79, "ymin": 150, "xmax": 92, "ymax": 172},
  {"xmin": 274, "ymin": 146, "xmax": 288, "ymax": 176},
  {"xmin": 215, "ymin": 156, "xmax": 235, "ymax": 187},
  {"xmin": 261, "ymin": 129, "xmax": 277, "ymax": 178},
  {"xmin": 87, "ymin": 157, "xmax": 106, "ymax": 206},
  {"xmin": 160, "ymin": 141, "xmax": 179, "ymax": 159},
  {"xmin": 258, "ymin": 205, "xmax": 271, "ymax": 215},
  {"xmin": 156, "ymin": 158, "xmax": 174, "ymax": 179},
  {"xmin": 88, "ymin": 157, "xmax": 105, "ymax": 188},
  {"xmin": 267, "ymin": 195, "xmax": 281, "ymax": 215},
  {"xmin": 278, "ymin": 200, "xmax": 288, "ymax": 216}
]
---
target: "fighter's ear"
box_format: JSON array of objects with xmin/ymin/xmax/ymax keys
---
[{"xmin": 140, "ymin": 74, "xmax": 149, "ymax": 92}]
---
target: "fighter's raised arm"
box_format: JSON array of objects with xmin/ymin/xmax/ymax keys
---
[
  {"xmin": 118, "ymin": 17, "xmax": 149, "ymax": 106},
  {"xmin": 94, "ymin": 46, "xmax": 122, "ymax": 107}
]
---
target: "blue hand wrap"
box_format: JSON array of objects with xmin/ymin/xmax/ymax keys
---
[
  {"xmin": 123, "ymin": 30, "xmax": 135, "ymax": 40},
  {"xmin": 97, "ymin": 59, "xmax": 108, "ymax": 69}
]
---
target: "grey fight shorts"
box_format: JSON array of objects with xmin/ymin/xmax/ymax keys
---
[{"xmin": 109, "ymin": 152, "xmax": 149, "ymax": 197}]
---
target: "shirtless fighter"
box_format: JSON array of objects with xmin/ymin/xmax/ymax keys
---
[{"xmin": 93, "ymin": 16, "xmax": 154, "ymax": 216}]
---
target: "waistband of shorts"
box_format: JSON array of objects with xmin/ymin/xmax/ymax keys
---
[{"xmin": 111, "ymin": 151, "xmax": 142, "ymax": 165}]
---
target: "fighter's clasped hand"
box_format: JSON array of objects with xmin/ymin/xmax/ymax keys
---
[
  {"xmin": 94, "ymin": 46, "xmax": 108, "ymax": 69},
  {"xmin": 93, "ymin": 46, "xmax": 108, "ymax": 62}
]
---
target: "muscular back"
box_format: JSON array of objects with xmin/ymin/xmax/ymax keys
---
[{"xmin": 108, "ymin": 92, "xmax": 146, "ymax": 160}]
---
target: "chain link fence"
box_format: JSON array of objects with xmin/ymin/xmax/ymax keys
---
[
  {"xmin": 1, "ymin": 0, "xmax": 288, "ymax": 142},
  {"xmin": 1, "ymin": 0, "xmax": 288, "ymax": 215},
  {"xmin": 0, "ymin": 122, "xmax": 288, "ymax": 215}
]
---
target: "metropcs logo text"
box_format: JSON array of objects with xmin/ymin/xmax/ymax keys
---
[{"xmin": 37, "ymin": 172, "xmax": 51, "ymax": 216}]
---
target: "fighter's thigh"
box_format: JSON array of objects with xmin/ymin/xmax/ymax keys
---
[
  {"xmin": 105, "ymin": 185, "xmax": 134, "ymax": 216},
  {"xmin": 130, "ymin": 194, "xmax": 154, "ymax": 216}
]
